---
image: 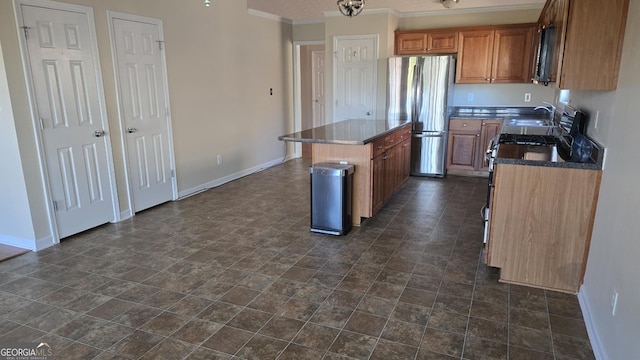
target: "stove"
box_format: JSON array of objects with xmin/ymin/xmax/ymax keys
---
[{"xmin": 497, "ymin": 133, "xmax": 560, "ymax": 146}]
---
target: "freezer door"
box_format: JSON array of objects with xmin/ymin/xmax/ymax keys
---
[{"xmin": 411, "ymin": 132, "xmax": 447, "ymax": 177}]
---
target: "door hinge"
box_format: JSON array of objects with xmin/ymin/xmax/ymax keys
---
[
  {"xmin": 52, "ymin": 200, "xmax": 59, "ymax": 211},
  {"xmin": 156, "ymin": 40, "xmax": 165, "ymax": 51},
  {"xmin": 39, "ymin": 117, "xmax": 44, "ymax": 130},
  {"xmin": 21, "ymin": 26, "xmax": 31, "ymax": 39},
  {"xmin": 171, "ymin": 169, "xmax": 175, "ymax": 178}
]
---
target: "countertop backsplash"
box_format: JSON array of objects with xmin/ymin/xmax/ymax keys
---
[{"xmin": 451, "ymin": 83, "xmax": 556, "ymax": 107}]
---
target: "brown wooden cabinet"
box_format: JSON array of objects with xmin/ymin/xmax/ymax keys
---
[
  {"xmin": 447, "ymin": 119, "xmax": 502, "ymax": 173},
  {"xmin": 395, "ymin": 29, "xmax": 458, "ymax": 55},
  {"xmin": 370, "ymin": 125, "xmax": 411, "ymax": 214},
  {"xmin": 537, "ymin": 0, "xmax": 629, "ymax": 90},
  {"xmin": 486, "ymin": 162, "xmax": 602, "ymax": 293},
  {"xmin": 456, "ymin": 25, "xmax": 535, "ymax": 84}
]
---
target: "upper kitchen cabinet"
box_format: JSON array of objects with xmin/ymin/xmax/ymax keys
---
[
  {"xmin": 395, "ymin": 29, "xmax": 458, "ymax": 55},
  {"xmin": 539, "ymin": 0, "xmax": 629, "ymax": 90},
  {"xmin": 456, "ymin": 25, "xmax": 536, "ymax": 84}
]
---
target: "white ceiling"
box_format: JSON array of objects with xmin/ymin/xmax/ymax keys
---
[{"xmin": 246, "ymin": 0, "xmax": 546, "ymax": 21}]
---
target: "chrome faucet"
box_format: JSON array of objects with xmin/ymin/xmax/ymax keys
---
[{"xmin": 534, "ymin": 102, "xmax": 556, "ymax": 123}]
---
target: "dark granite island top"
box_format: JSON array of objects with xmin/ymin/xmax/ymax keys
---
[{"xmin": 278, "ymin": 119, "xmax": 412, "ymax": 145}]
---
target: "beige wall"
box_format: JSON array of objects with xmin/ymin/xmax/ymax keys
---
[
  {"xmin": 0, "ymin": 41, "xmax": 36, "ymax": 242},
  {"xmin": 452, "ymin": 83, "xmax": 555, "ymax": 107},
  {"xmin": 564, "ymin": 1, "xmax": 640, "ymax": 358},
  {"xmin": 292, "ymin": 21, "xmax": 324, "ymax": 42},
  {"xmin": 1, "ymin": 0, "xmax": 293, "ymax": 245}
]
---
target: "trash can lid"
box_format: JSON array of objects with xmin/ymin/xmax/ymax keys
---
[{"xmin": 309, "ymin": 163, "xmax": 354, "ymax": 176}]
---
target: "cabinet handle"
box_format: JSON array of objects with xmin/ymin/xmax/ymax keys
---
[
  {"xmin": 476, "ymin": 134, "xmax": 480, "ymax": 137},
  {"xmin": 486, "ymin": 78, "xmax": 491, "ymax": 82},
  {"xmin": 463, "ymin": 123, "xmax": 467, "ymax": 127},
  {"xmin": 383, "ymin": 155, "xmax": 388, "ymax": 160},
  {"xmin": 377, "ymin": 145, "xmax": 383, "ymax": 149}
]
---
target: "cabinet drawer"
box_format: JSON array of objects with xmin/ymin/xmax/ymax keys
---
[
  {"xmin": 372, "ymin": 138, "xmax": 386, "ymax": 158},
  {"xmin": 383, "ymin": 134, "xmax": 396, "ymax": 149},
  {"xmin": 449, "ymin": 119, "xmax": 482, "ymax": 132},
  {"xmin": 395, "ymin": 126, "xmax": 412, "ymax": 143}
]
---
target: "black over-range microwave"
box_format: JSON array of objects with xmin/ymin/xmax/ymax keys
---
[{"xmin": 535, "ymin": 26, "xmax": 555, "ymax": 85}]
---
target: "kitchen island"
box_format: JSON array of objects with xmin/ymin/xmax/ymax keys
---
[{"xmin": 279, "ymin": 119, "xmax": 412, "ymax": 225}]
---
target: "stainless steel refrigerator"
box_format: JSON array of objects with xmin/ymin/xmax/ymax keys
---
[{"xmin": 387, "ymin": 55, "xmax": 454, "ymax": 177}]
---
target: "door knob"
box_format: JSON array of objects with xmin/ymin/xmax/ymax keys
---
[
  {"xmin": 93, "ymin": 130, "xmax": 105, "ymax": 137},
  {"xmin": 366, "ymin": 112, "xmax": 371, "ymax": 116},
  {"xmin": 127, "ymin": 127, "xmax": 137, "ymax": 133}
]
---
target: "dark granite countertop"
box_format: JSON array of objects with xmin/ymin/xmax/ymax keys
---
[
  {"xmin": 278, "ymin": 119, "xmax": 411, "ymax": 145},
  {"xmin": 494, "ymin": 143, "xmax": 603, "ymax": 170}
]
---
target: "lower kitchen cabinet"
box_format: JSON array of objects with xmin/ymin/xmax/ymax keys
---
[
  {"xmin": 447, "ymin": 119, "xmax": 501, "ymax": 173},
  {"xmin": 371, "ymin": 128, "xmax": 411, "ymax": 214},
  {"xmin": 486, "ymin": 163, "xmax": 602, "ymax": 293}
]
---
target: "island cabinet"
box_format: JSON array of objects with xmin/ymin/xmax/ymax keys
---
[
  {"xmin": 312, "ymin": 124, "xmax": 412, "ymax": 225},
  {"xmin": 395, "ymin": 29, "xmax": 458, "ymax": 55},
  {"xmin": 456, "ymin": 25, "xmax": 536, "ymax": 84},
  {"xmin": 486, "ymin": 163, "xmax": 602, "ymax": 293},
  {"xmin": 447, "ymin": 119, "xmax": 501, "ymax": 172},
  {"xmin": 537, "ymin": 0, "xmax": 629, "ymax": 90}
]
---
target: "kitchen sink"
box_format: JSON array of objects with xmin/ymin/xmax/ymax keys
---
[{"xmin": 508, "ymin": 118, "xmax": 554, "ymax": 127}]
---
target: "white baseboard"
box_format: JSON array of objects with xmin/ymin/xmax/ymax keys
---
[
  {"xmin": 178, "ymin": 157, "xmax": 288, "ymax": 199},
  {"xmin": 118, "ymin": 209, "xmax": 133, "ymax": 221},
  {"xmin": 0, "ymin": 233, "xmax": 54, "ymax": 252},
  {"xmin": 284, "ymin": 153, "xmax": 298, "ymax": 162},
  {"xmin": 578, "ymin": 285, "xmax": 607, "ymax": 360}
]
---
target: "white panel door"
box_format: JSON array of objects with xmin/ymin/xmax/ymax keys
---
[
  {"xmin": 334, "ymin": 36, "xmax": 377, "ymax": 122},
  {"xmin": 111, "ymin": 17, "xmax": 174, "ymax": 213},
  {"xmin": 21, "ymin": 4, "xmax": 115, "ymax": 238},
  {"xmin": 312, "ymin": 50, "xmax": 326, "ymax": 127}
]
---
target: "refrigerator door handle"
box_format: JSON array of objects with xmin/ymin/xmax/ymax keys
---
[
  {"xmin": 412, "ymin": 131, "xmax": 446, "ymax": 138},
  {"xmin": 411, "ymin": 64, "xmax": 420, "ymax": 122},
  {"xmin": 414, "ymin": 64, "xmax": 425, "ymax": 123}
]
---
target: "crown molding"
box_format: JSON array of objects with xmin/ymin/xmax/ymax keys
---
[
  {"xmin": 397, "ymin": 4, "xmax": 544, "ymax": 18},
  {"xmin": 247, "ymin": 8, "xmax": 293, "ymax": 24}
]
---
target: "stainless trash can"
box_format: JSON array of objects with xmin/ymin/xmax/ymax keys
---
[{"xmin": 309, "ymin": 163, "xmax": 354, "ymax": 235}]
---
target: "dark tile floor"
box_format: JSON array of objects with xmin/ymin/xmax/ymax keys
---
[{"xmin": 0, "ymin": 159, "xmax": 594, "ymax": 360}]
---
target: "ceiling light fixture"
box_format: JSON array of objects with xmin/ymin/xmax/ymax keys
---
[
  {"xmin": 337, "ymin": 0, "xmax": 365, "ymax": 18},
  {"xmin": 204, "ymin": 0, "xmax": 211, "ymax": 7},
  {"xmin": 441, "ymin": 0, "xmax": 459, "ymax": 9}
]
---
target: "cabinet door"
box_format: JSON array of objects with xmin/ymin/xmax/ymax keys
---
[
  {"xmin": 478, "ymin": 120, "xmax": 502, "ymax": 171},
  {"xmin": 447, "ymin": 131, "xmax": 479, "ymax": 171},
  {"xmin": 400, "ymin": 138, "xmax": 411, "ymax": 184},
  {"xmin": 383, "ymin": 146, "xmax": 398, "ymax": 203},
  {"xmin": 427, "ymin": 30, "xmax": 458, "ymax": 53},
  {"xmin": 395, "ymin": 32, "xmax": 428, "ymax": 55},
  {"xmin": 371, "ymin": 154, "xmax": 385, "ymax": 214},
  {"xmin": 492, "ymin": 26, "xmax": 535, "ymax": 83},
  {"xmin": 456, "ymin": 30, "xmax": 494, "ymax": 83}
]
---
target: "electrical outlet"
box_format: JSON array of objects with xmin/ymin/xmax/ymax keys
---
[
  {"xmin": 611, "ymin": 289, "xmax": 619, "ymax": 316},
  {"xmin": 594, "ymin": 110, "xmax": 600, "ymax": 129},
  {"xmin": 216, "ymin": 154, "xmax": 223, "ymax": 165},
  {"xmin": 524, "ymin": 93, "xmax": 532, "ymax": 102},
  {"xmin": 467, "ymin": 93, "xmax": 474, "ymax": 102}
]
